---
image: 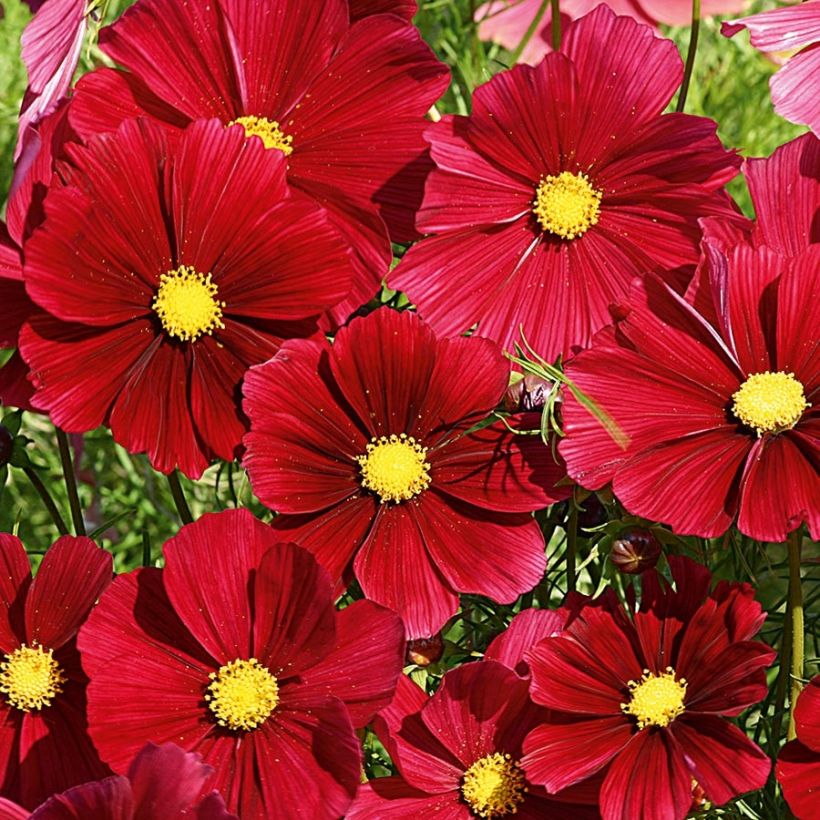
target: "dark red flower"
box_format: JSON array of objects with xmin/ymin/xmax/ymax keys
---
[
  {"xmin": 522, "ymin": 557, "xmax": 775, "ymax": 820},
  {"xmin": 242, "ymin": 307, "xmax": 568, "ymax": 638},
  {"xmin": 0, "ymin": 742, "xmax": 236, "ymax": 819},
  {"xmin": 777, "ymin": 675, "xmax": 820, "ymax": 820},
  {"xmin": 723, "ymin": 2, "xmax": 820, "ymax": 137},
  {"xmin": 559, "ymin": 241, "xmax": 820, "ymax": 542},
  {"xmin": 68, "ymin": 0, "xmax": 449, "ymax": 324},
  {"xmin": 349, "ymin": 0, "xmax": 417, "ymax": 21},
  {"xmin": 19, "ymin": 117, "xmax": 358, "ymax": 478},
  {"xmin": 348, "ymin": 662, "xmax": 600, "ymax": 819},
  {"xmin": 0, "ymin": 533, "xmax": 113, "ymax": 808},
  {"xmin": 390, "ymin": 5, "xmax": 741, "ymax": 360},
  {"xmin": 78, "ymin": 509, "xmax": 405, "ymax": 820}
]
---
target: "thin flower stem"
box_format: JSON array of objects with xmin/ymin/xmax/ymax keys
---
[
  {"xmin": 167, "ymin": 471, "xmax": 194, "ymax": 525},
  {"xmin": 787, "ymin": 529, "xmax": 804, "ymax": 740},
  {"xmin": 142, "ymin": 529, "xmax": 152, "ymax": 567},
  {"xmin": 510, "ymin": 0, "xmax": 549, "ymax": 65},
  {"xmin": 566, "ymin": 502, "xmax": 578, "ymax": 593},
  {"xmin": 550, "ymin": 0, "xmax": 561, "ymax": 51},
  {"xmin": 56, "ymin": 428, "xmax": 86, "ymax": 536},
  {"xmin": 772, "ymin": 593, "xmax": 793, "ymax": 747},
  {"xmin": 675, "ymin": 0, "xmax": 701, "ymax": 112},
  {"xmin": 22, "ymin": 466, "xmax": 70, "ymax": 536}
]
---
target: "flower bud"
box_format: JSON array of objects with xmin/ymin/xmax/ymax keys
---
[
  {"xmin": 610, "ymin": 527, "xmax": 662, "ymax": 574},
  {"xmin": 406, "ymin": 634, "xmax": 444, "ymax": 667},
  {"xmin": 0, "ymin": 425, "xmax": 13, "ymax": 467},
  {"xmin": 504, "ymin": 375, "xmax": 552, "ymax": 413},
  {"xmin": 578, "ymin": 493, "xmax": 607, "ymax": 534}
]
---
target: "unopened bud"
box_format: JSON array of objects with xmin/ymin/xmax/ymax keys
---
[
  {"xmin": 610, "ymin": 527, "xmax": 662, "ymax": 574},
  {"xmin": 406, "ymin": 634, "xmax": 444, "ymax": 667}
]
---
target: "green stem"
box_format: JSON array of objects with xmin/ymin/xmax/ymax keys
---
[
  {"xmin": 23, "ymin": 466, "xmax": 69, "ymax": 536},
  {"xmin": 787, "ymin": 529, "xmax": 804, "ymax": 740},
  {"xmin": 167, "ymin": 471, "xmax": 194, "ymax": 525},
  {"xmin": 772, "ymin": 595, "xmax": 793, "ymax": 747},
  {"xmin": 566, "ymin": 502, "xmax": 578, "ymax": 593},
  {"xmin": 675, "ymin": 0, "xmax": 701, "ymax": 112},
  {"xmin": 56, "ymin": 429, "xmax": 85, "ymax": 536},
  {"xmin": 550, "ymin": 0, "xmax": 561, "ymax": 51},
  {"xmin": 510, "ymin": 0, "xmax": 549, "ymax": 65},
  {"xmin": 142, "ymin": 529, "xmax": 152, "ymax": 567}
]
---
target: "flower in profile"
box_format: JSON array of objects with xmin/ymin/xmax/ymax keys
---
[
  {"xmin": 19, "ymin": 117, "xmax": 357, "ymax": 478},
  {"xmin": 723, "ymin": 1, "xmax": 820, "ymax": 137},
  {"xmin": 560, "ymin": 241, "xmax": 820, "ymax": 542},
  {"xmin": 391, "ymin": 5, "xmax": 740, "ymax": 361},
  {"xmin": 0, "ymin": 533, "xmax": 113, "ymax": 809},
  {"xmin": 78, "ymin": 509, "xmax": 405, "ymax": 820},
  {"xmin": 348, "ymin": 662, "xmax": 600, "ymax": 819},
  {"xmin": 0, "ymin": 742, "xmax": 235, "ymax": 819},
  {"xmin": 523, "ymin": 556, "xmax": 775, "ymax": 820},
  {"xmin": 68, "ymin": 0, "xmax": 449, "ymax": 323},
  {"xmin": 476, "ymin": 0, "xmax": 747, "ymax": 65},
  {"xmin": 242, "ymin": 308, "xmax": 568, "ymax": 638},
  {"xmin": 777, "ymin": 676, "xmax": 820, "ymax": 820}
]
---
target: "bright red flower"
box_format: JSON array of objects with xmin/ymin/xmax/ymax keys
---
[
  {"xmin": 0, "ymin": 742, "xmax": 235, "ymax": 819},
  {"xmin": 391, "ymin": 5, "xmax": 741, "ymax": 361},
  {"xmin": 18, "ymin": 117, "xmax": 357, "ymax": 479},
  {"xmin": 349, "ymin": 0, "xmax": 417, "ymax": 21},
  {"xmin": 242, "ymin": 307, "xmax": 568, "ymax": 638},
  {"xmin": 523, "ymin": 557, "xmax": 776, "ymax": 820},
  {"xmin": 723, "ymin": 1, "xmax": 820, "ymax": 137},
  {"xmin": 0, "ymin": 533, "xmax": 113, "ymax": 808},
  {"xmin": 559, "ymin": 241, "xmax": 820, "ymax": 542},
  {"xmin": 78, "ymin": 509, "xmax": 405, "ymax": 820},
  {"xmin": 777, "ymin": 676, "xmax": 820, "ymax": 820},
  {"xmin": 349, "ymin": 662, "xmax": 600, "ymax": 819},
  {"xmin": 476, "ymin": 0, "xmax": 748, "ymax": 65},
  {"xmin": 68, "ymin": 0, "xmax": 449, "ymax": 324}
]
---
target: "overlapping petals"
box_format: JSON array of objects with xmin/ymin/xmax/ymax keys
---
[
  {"xmin": 392, "ymin": 5, "xmax": 741, "ymax": 360},
  {"xmin": 243, "ymin": 307, "xmax": 568, "ymax": 638}
]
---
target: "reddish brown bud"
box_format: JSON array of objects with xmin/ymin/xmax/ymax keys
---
[
  {"xmin": 610, "ymin": 527, "xmax": 662, "ymax": 574},
  {"xmin": 406, "ymin": 634, "xmax": 444, "ymax": 667},
  {"xmin": 503, "ymin": 375, "xmax": 552, "ymax": 413}
]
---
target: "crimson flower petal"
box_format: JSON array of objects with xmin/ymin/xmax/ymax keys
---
[
  {"xmin": 0, "ymin": 535, "xmax": 31, "ymax": 654},
  {"xmin": 347, "ymin": 777, "xmax": 464, "ymax": 820},
  {"xmin": 484, "ymin": 608, "xmax": 569, "ymax": 677}
]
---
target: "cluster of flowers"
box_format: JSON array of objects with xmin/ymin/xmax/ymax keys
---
[{"xmin": 0, "ymin": 0, "xmax": 817, "ymax": 817}]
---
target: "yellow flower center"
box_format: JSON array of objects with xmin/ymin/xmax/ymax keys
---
[
  {"xmin": 152, "ymin": 265, "xmax": 225, "ymax": 342},
  {"xmin": 231, "ymin": 115, "xmax": 294, "ymax": 155},
  {"xmin": 461, "ymin": 753, "xmax": 527, "ymax": 818},
  {"xmin": 533, "ymin": 171, "xmax": 602, "ymax": 239},
  {"xmin": 357, "ymin": 434, "xmax": 431, "ymax": 504},
  {"xmin": 622, "ymin": 667, "xmax": 687, "ymax": 730},
  {"xmin": 205, "ymin": 658, "xmax": 279, "ymax": 731},
  {"xmin": 731, "ymin": 371, "xmax": 809, "ymax": 436},
  {"xmin": 0, "ymin": 644, "xmax": 66, "ymax": 712}
]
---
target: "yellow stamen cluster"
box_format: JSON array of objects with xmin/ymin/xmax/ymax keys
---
[
  {"xmin": 152, "ymin": 266, "xmax": 225, "ymax": 342},
  {"xmin": 533, "ymin": 171, "xmax": 602, "ymax": 239},
  {"xmin": 357, "ymin": 434, "xmax": 431, "ymax": 504},
  {"xmin": 205, "ymin": 658, "xmax": 279, "ymax": 731},
  {"xmin": 731, "ymin": 371, "xmax": 809, "ymax": 436},
  {"xmin": 461, "ymin": 753, "xmax": 527, "ymax": 818},
  {"xmin": 231, "ymin": 115, "xmax": 294, "ymax": 155},
  {"xmin": 0, "ymin": 644, "xmax": 66, "ymax": 712},
  {"xmin": 621, "ymin": 667, "xmax": 687, "ymax": 730}
]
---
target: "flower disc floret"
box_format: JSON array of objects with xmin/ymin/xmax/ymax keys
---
[
  {"xmin": 357, "ymin": 434, "xmax": 431, "ymax": 504},
  {"xmin": 461, "ymin": 752, "xmax": 527, "ymax": 818},
  {"xmin": 205, "ymin": 658, "xmax": 279, "ymax": 731},
  {"xmin": 152, "ymin": 266, "xmax": 226, "ymax": 342},
  {"xmin": 0, "ymin": 644, "xmax": 66, "ymax": 712},
  {"xmin": 622, "ymin": 667, "xmax": 687, "ymax": 730},
  {"xmin": 231, "ymin": 115, "xmax": 294, "ymax": 155},
  {"xmin": 533, "ymin": 171, "xmax": 602, "ymax": 239},
  {"xmin": 731, "ymin": 371, "xmax": 809, "ymax": 435}
]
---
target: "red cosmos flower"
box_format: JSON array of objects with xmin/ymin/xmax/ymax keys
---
[
  {"xmin": 349, "ymin": 662, "xmax": 600, "ymax": 819},
  {"xmin": 522, "ymin": 556, "xmax": 776, "ymax": 820},
  {"xmin": 349, "ymin": 0, "xmax": 417, "ymax": 21},
  {"xmin": 0, "ymin": 742, "xmax": 236, "ymax": 820},
  {"xmin": 723, "ymin": 0, "xmax": 820, "ymax": 137},
  {"xmin": 390, "ymin": 5, "xmax": 741, "ymax": 361},
  {"xmin": 78, "ymin": 509, "xmax": 405, "ymax": 820},
  {"xmin": 559, "ymin": 241, "xmax": 820, "ymax": 542},
  {"xmin": 242, "ymin": 308, "xmax": 568, "ymax": 639},
  {"xmin": 476, "ymin": 0, "xmax": 748, "ymax": 65},
  {"xmin": 0, "ymin": 533, "xmax": 113, "ymax": 809},
  {"xmin": 18, "ymin": 117, "xmax": 357, "ymax": 479},
  {"xmin": 777, "ymin": 676, "xmax": 820, "ymax": 819},
  {"xmin": 67, "ymin": 0, "xmax": 449, "ymax": 324}
]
